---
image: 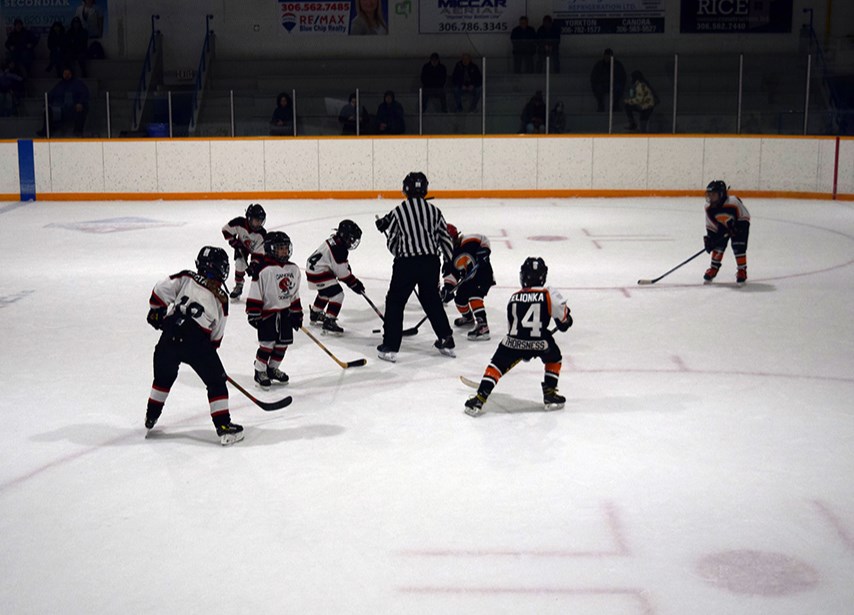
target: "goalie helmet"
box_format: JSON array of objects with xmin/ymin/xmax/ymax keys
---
[
  {"xmin": 246, "ymin": 203, "xmax": 266, "ymax": 229},
  {"xmin": 196, "ymin": 246, "xmax": 230, "ymax": 282},
  {"xmin": 402, "ymin": 171, "xmax": 428, "ymax": 198},
  {"xmin": 705, "ymin": 180, "xmax": 728, "ymax": 206},
  {"xmin": 264, "ymin": 231, "xmax": 292, "ymax": 263},
  {"xmin": 336, "ymin": 219, "xmax": 362, "ymax": 249},
  {"xmin": 520, "ymin": 256, "xmax": 548, "ymax": 287}
]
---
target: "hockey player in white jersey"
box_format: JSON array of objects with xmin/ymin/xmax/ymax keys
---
[
  {"xmin": 221, "ymin": 203, "xmax": 267, "ymax": 300},
  {"xmin": 145, "ymin": 246, "xmax": 244, "ymax": 445},
  {"xmin": 306, "ymin": 219, "xmax": 364, "ymax": 336},
  {"xmin": 246, "ymin": 231, "xmax": 303, "ymax": 388}
]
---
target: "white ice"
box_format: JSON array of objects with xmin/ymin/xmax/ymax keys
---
[{"xmin": 1, "ymin": 196, "xmax": 853, "ymax": 615}]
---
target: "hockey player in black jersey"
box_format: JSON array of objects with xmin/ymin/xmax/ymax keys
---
[
  {"xmin": 221, "ymin": 203, "xmax": 268, "ymax": 300},
  {"xmin": 441, "ymin": 223, "xmax": 495, "ymax": 341},
  {"xmin": 465, "ymin": 257, "xmax": 573, "ymax": 417},
  {"xmin": 145, "ymin": 246, "xmax": 244, "ymax": 445}
]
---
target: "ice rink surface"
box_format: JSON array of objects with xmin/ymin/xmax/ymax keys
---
[{"xmin": 1, "ymin": 196, "xmax": 853, "ymax": 614}]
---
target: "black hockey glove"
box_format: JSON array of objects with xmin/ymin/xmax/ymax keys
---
[
  {"xmin": 245, "ymin": 261, "xmax": 260, "ymax": 278},
  {"xmin": 147, "ymin": 307, "xmax": 166, "ymax": 330},
  {"xmin": 555, "ymin": 313, "xmax": 573, "ymax": 332},
  {"xmin": 247, "ymin": 313, "xmax": 261, "ymax": 329},
  {"xmin": 289, "ymin": 310, "xmax": 303, "ymax": 331},
  {"xmin": 375, "ymin": 215, "xmax": 391, "ymax": 233},
  {"xmin": 349, "ymin": 279, "xmax": 365, "ymax": 294},
  {"xmin": 440, "ymin": 283, "xmax": 455, "ymax": 304},
  {"xmin": 703, "ymin": 234, "xmax": 715, "ymax": 253}
]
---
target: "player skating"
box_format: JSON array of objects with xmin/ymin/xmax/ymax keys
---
[
  {"xmin": 144, "ymin": 246, "xmax": 244, "ymax": 445},
  {"xmin": 246, "ymin": 231, "xmax": 303, "ymax": 388},
  {"xmin": 441, "ymin": 223, "xmax": 495, "ymax": 341},
  {"xmin": 703, "ymin": 180, "xmax": 751, "ymax": 284},
  {"xmin": 464, "ymin": 257, "xmax": 573, "ymax": 417},
  {"xmin": 306, "ymin": 219, "xmax": 365, "ymax": 336},
  {"xmin": 221, "ymin": 203, "xmax": 268, "ymax": 300}
]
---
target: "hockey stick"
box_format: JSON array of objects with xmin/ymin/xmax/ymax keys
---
[
  {"xmin": 300, "ymin": 326, "xmax": 367, "ymax": 368},
  {"xmin": 225, "ymin": 375, "xmax": 293, "ymax": 411},
  {"xmin": 361, "ymin": 292, "xmax": 385, "ymax": 321},
  {"xmin": 637, "ymin": 248, "xmax": 707, "ymax": 285},
  {"xmin": 460, "ymin": 375, "xmax": 479, "ymax": 389}
]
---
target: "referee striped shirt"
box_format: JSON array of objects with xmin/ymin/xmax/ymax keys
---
[{"xmin": 381, "ymin": 197, "xmax": 453, "ymax": 262}]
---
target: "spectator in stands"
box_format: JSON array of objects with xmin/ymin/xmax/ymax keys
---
[
  {"xmin": 375, "ymin": 90, "xmax": 405, "ymax": 134},
  {"xmin": 338, "ymin": 92, "xmax": 371, "ymax": 135},
  {"xmin": 452, "ymin": 53, "xmax": 482, "ymax": 113},
  {"xmin": 0, "ymin": 59, "xmax": 25, "ymax": 116},
  {"xmin": 520, "ymin": 90, "xmax": 547, "ymax": 133},
  {"xmin": 624, "ymin": 71, "xmax": 659, "ymax": 132},
  {"xmin": 350, "ymin": 0, "xmax": 388, "ymax": 35},
  {"xmin": 549, "ymin": 101, "xmax": 566, "ymax": 134},
  {"xmin": 4, "ymin": 18, "xmax": 38, "ymax": 77},
  {"xmin": 510, "ymin": 16, "xmax": 537, "ymax": 74},
  {"xmin": 37, "ymin": 66, "xmax": 90, "ymax": 137},
  {"xmin": 420, "ymin": 52, "xmax": 447, "ymax": 113},
  {"xmin": 270, "ymin": 91, "xmax": 294, "ymax": 136},
  {"xmin": 45, "ymin": 21, "xmax": 67, "ymax": 78},
  {"xmin": 74, "ymin": 0, "xmax": 104, "ymax": 41},
  {"xmin": 63, "ymin": 16, "xmax": 89, "ymax": 78},
  {"xmin": 537, "ymin": 15, "xmax": 561, "ymax": 74},
  {"xmin": 590, "ymin": 48, "xmax": 626, "ymax": 113}
]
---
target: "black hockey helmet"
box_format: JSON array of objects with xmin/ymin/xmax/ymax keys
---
[
  {"xmin": 336, "ymin": 219, "xmax": 362, "ymax": 249},
  {"xmin": 705, "ymin": 180, "xmax": 728, "ymax": 206},
  {"xmin": 520, "ymin": 256, "xmax": 548, "ymax": 287},
  {"xmin": 264, "ymin": 231, "xmax": 292, "ymax": 263},
  {"xmin": 246, "ymin": 203, "xmax": 266, "ymax": 229},
  {"xmin": 196, "ymin": 246, "xmax": 229, "ymax": 282},
  {"xmin": 402, "ymin": 172, "xmax": 428, "ymax": 198}
]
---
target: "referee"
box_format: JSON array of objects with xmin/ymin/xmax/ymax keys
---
[{"xmin": 375, "ymin": 171, "xmax": 455, "ymax": 362}]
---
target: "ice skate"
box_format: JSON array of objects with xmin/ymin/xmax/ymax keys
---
[
  {"xmin": 543, "ymin": 387, "xmax": 566, "ymax": 411},
  {"xmin": 454, "ymin": 313, "xmax": 474, "ymax": 327},
  {"xmin": 215, "ymin": 421, "xmax": 244, "ymax": 446},
  {"xmin": 434, "ymin": 336, "xmax": 456, "ymax": 358},
  {"xmin": 322, "ymin": 316, "xmax": 344, "ymax": 336},
  {"xmin": 466, "ymin": 323, "xmax": 490, "ymax": 341},
  {"xmin": 144, "ymin": 407, "xmax": 161, "ymax": 430},
  {"xmin": 254, "ymin": 368, "xmax": 271, "ymax": 389},
  {"xmin": 736, "ymin": 269, "xmax": 747, "ymax": 284},
  {"xmin": 464, "ymin": 393, "xmax": 487, "ymax": 417},
  {"xmin": 377, "ymin": 344, "xmax": 397, "ymax": 363},
  {"xmin": 703, "ymin": 266, "xmax": 719, "ymax": 283},
  {"xmin": 309, "ymin": 308, "xmax": 324, "ymax": 326},
  {"xmin": 267, "ymin": 366, "xmax": 289, "ymax": 384},
  {"xmin": 229, "ymin": 283, "xmax": 243, "ymax": 300}
]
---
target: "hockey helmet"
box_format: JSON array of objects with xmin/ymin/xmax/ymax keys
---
[
  {"xmin": 264, "ymin": 231, "xmax": 292, "ymax": 263},
  {"xmin": 246, "ymin": 203, "xmax": 267, "ymax": 230},
  {"xmin": 402, "ymin": 172, "xmax": 428, "ymax": 198},
  {"xmin": 447, "ymin": 223, "xmax": 460, "ymax": 246},
  {"xmin": 196, "ymin": 246, "xmax": 230, "ymax": 282},
  {"xmin": 520, "ymin": 256, "xmax": 548, "ymax": 287},
  {"xmin": 336, "ymin": 219, "xmax": 363, "ymax": 249},
  {"xmin": 705, "ymin": 180, "xmax": 728, "ymax": 206}
]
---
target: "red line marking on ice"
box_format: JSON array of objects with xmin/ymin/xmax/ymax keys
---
[
  {"xmin": 397, "ymin": 586, "xmax": 655, "ymax": 614},
  {"xmin": 813, "ymin": 499, "xmax": 854, "ymax": 553},
  {"xmin": 491, "ymin": 228, "xmax": 513, "ymax": 250}
]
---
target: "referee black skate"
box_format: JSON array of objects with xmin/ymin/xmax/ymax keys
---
[{"xmin": 375, "ymin": 171, "xmax": 455, "ymax": 362}]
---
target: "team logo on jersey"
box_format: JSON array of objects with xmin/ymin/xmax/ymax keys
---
[{"xmin": 277, "ymin": 274, "xmax": 296, "ymax": 296}]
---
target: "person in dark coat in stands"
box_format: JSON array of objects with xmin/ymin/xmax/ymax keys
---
[
  {"xmin": 37, "ymin": 66, "xmax": 90, "ymax": 137},
  {"xmin": 270, "ymin": 91, "xmax": 294, "ymax": 136},
  {"xmin": 376, "ymin": 90, "xmax": 405, "ymax": 135},
  {"xmin": 63, "ymin": 16, "xmax": 89, "ymax": 78},
  {"xmin": 420, "ymin": 52, "xmax": 447, "ymax": 113}
]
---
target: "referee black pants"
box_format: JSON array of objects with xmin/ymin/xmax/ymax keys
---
[{"xmin": 383, "ymin": 254, "xmax": 452, "ymax": 351}]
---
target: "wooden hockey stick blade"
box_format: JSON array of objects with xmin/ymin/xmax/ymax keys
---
[
  {"xmin": 300, "ymin": 326, "xmax": 367, "ymax": 369},
  {"xmin": 460, "ymin": 376, "xmax": 479, "ymax": 389},
  {"xmin": 637, "ymin": 279, "xmax": 654, "ymax": 285},
  {"xmin": 225, "ymin": 376, "xmax": 293, "ymax": 411},
  {"xmin": 346, "ymin": 358, "xmax": 368, "ymax": 368}
]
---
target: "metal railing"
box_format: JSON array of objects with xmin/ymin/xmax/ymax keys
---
[
  {"xmin": 188, "ymin": 14, "xmax": 215, "ymax": 134},
  {"xmin": 131, "ymin": 15, "xmax": 161, "ymax": 132}
]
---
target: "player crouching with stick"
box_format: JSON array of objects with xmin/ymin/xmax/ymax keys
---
[
  {"xmin": 246, "ymin": 232, "xmax": 303, "ymax": 388},
  {"xmin": 464, "ymin": 257, "xmax": 573, "ymax": 417},
  {"xmin": 703, "ymin": 180, "xmax": 751, "ymax": 284}
]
